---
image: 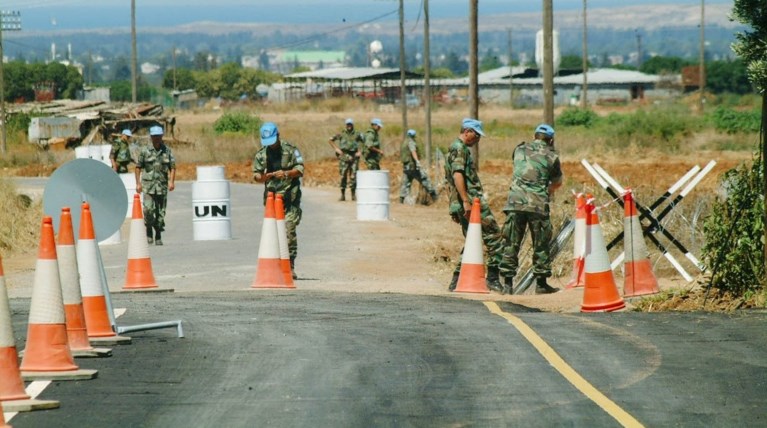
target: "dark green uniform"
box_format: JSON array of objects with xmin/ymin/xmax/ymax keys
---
[
  {"xmin": 399, "ymin": 136, "xmax": 436, "ymax": 201},
  {"xmin": 331, "ymin": 129, "xmax": 363, "ymax": 191},
  {"xmin": 500, "ymin": 139, "xmax": 563, "ymax": 279},
  {"xmin": 444, "ymin": 138, "xmax": 506, "ymax": 275},
  {"xmin": 252, "ymin": 141, "xmax": 305, "ymax": 261},
  {"xmin": 136, "ymin": 143, "xmax": 176, "ymax": 234},
  {"xmin": 362, "ymin": 127, "xmax": 382, "ymax": 170},
  {"xmin": 110, "ymin": 136, "xmax": 133, "ymax": 173}
]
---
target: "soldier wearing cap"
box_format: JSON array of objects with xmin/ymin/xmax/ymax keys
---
[
  {"xmin": 110, "ymin": 128, "xmax": 134, "ymax": 173},
  {"xmin": 362, "ymin": 118, "xmax": 385, "ymax": 170},
  {"xmin": 253, "ymin": 122, "xmax": 305, "ymax": 279},
  {"xmin": 135, "ymin": 125, "xmax": 176, "ymax": 246},
  {"xmin": 399, "ymin": 129, "xmax": 437, "ymax": 204},
  {"xmin": 500, "ymin": 123, "xmax": 563, "ymax": 294},
  {"xmin": 444, "ymin": 118, "xmax": 506, "ymax": 293},
  {"xmin": 328, "ymin": 118, "xmax": 363, "ymax": 201}
]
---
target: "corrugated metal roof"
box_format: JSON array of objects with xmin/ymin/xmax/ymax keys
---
[
  {"xmin": 478, "ymin": 67, "xmax": 662, "ymax": 85},
  {"xmin": 285, "ymin": 67, "xmax": 422, "ymax": 80}
]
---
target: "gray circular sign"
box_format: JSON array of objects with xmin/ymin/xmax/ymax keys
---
[{"xmin": 43, "ymin": 158, "xmax": 128, "ymax": 241}]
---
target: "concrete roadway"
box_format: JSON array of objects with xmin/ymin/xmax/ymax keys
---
[{"xmin": 5, "ymin": 178, "xmax": 767, "ymax": 427}]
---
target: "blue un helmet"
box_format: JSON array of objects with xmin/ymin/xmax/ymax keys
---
[
  {"xmin": 534, "ymin": 124, "xmax": 555, "ymax": 138},
  {"xmin": 260, "ymin": 122, "xmax": 279, "ymax": 147},
  {"xmin": 407, "ymin": 129, "xmax": 416, "ymax": 137}
]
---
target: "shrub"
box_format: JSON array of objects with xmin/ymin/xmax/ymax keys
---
[
  {"xmin": 212, "ymin": 112, "xmax": 262, "ymax": 135},
  {"xmin": 701, "ymin": 156, "xmax": 764, "ymax": 294},
  {"xmin": 597, "ymin": 107, "xmax": 699, "ymax": 151},
  {"xmin": 710, "ymin": 106, "xmax": 761, "ymax": 134},
  {"xmin": 557, "ymin": 107, "xmax": 599, "ymax": 128}
]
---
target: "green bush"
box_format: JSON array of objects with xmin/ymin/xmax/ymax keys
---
[
  {"xmin": 212, "ymin": 112, "xmax": 262, "ymax": 135},
  {"xmin": 702, "ymin": 156, "xmax": 764, "ymax": 294},
  {"xmin": 558, "ymin": 107, "xmax": 599, "ymax": 128},
  {"xmin": 598, "ymin": 107, "xmax": 699, "ymax": 151},
  {"xmin": 710, "ymin": 106, "xmax": 761, "ymax": 134}
]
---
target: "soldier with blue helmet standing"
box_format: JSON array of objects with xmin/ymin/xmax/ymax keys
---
[
  {"xmin": 399, "ymin": 129, "xmax": 437, "ymax": 204},
  {"xmin": 500, "ymin": 123, "xmax": 563, "ymax": 294},
  {"xmin": 444, "ymin": 118, "xmax": 506, "ymax": 293},
  {"xmin": 362, "ymin": 118, "xmax": 384, "ymax": 170},
  {"xmin": 253, "ymin": 122, "xmax": 305, "ymax": 279},
  {"xmin": 328, "ymin": 118, "xmax": 363, "ymax": 201},
  {"xmin": 135, "ymin": 125, "xmax": 176, "ymax": 246}
]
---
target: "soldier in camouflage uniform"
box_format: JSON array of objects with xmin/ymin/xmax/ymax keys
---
[
  {"xmin": 362, "ymin": 118, "xmax": 384, "ymax": 170},
  {"xmin": 500, "ymin": 124, "xmax": 563, "ymax": 294},
  {"xmin": 110, "ymin": 129, "xmax": 134, "ymax": 173},
  {"xmin": 135, "ymin": 125, "xmax": 176, "ymax": 246},
  {"xmin": 253, "ymin": 122, "xmax": 304, "ymax": 279},
  {"xmin": 444, "ymin": 118, "xmax": 506, "ymax": 293},
  {"xmin": 399, "ymin": 129, "xmax": 437, "ymax": 204},
  {"xmin": 328, "ymin": 118, "xmax": 363, "ymax": 201}
]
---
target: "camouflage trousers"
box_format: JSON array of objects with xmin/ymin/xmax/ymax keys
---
[
  {"xmin": 452, "ymin": 199, "xmax": 508, "ymax": 275},
  {"xmin": 338, "ymin": 156, "xmax": 359, "ymax": 190},
  {"xmin": 364, "ymin": 157, "xmax": 381, "ymax": 170},
  {"xmin": 284, "ymin": 204, "xmax": 303, "ymax": 261},
  {"xmin": 399, "ymin": 168, "xmax": 435, "ymax": 199},
  {"xmin": 143, "ymin": 193, "xmax": 168, "ymax": 233},
  {"xmin": 500, "ymin": 211, "xmax": 553, "ymax": 278}
]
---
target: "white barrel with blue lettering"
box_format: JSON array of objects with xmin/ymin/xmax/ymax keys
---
[
  {"xmin": 192, "ymin": 165, "xmax": 232, "ymax": 240},
  {"xmin": 356, "ymin": 170, "xmax": 390, "ymax": 221}
]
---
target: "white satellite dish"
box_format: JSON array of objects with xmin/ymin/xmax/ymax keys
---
[
  {"xmin": 370, "ymin": 40, "xmax": 383, "ymax": 54},
  {"xmin": 371, "ymin": 59, "xmax": 381, "ymax": 69}
]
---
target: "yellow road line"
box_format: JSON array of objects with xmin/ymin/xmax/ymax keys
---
[{"xmin": 484, "ymin": 301, "xmax": 644, "ymax": 428}]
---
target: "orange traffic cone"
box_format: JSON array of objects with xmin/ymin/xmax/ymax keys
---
[
  {"xmin": 19, "ymin": 216, "xmax": 79, "ymax": 372},
  {"xmin": 566, "ymin": 193, "xmax": 588, "ymax": 289},
  {"xmin": 454, "ymin": 198, "xmax": 489, "ymax": 294},
  {"xmin": 623, "ymin": 190, "xmax": 659, "ymax": 297},
  {"xmin": 0, "ymin": 254, "xmax": 29, "ymax": 401},
  {"xmin": 77, "ymin": 203, "xmax": 116, "ymax": 338},
  {"xmin": 124, "ymin": 194, "xmax": 158, "ymax": 289},
  {"xmin": 274, "ymin": 194, "xmax": 295, "ymax": 287},
  {"xmin": 581, "ymin": 200, "xmax": 626, "ymax": 312},
  {"xmin": 252, "ymin": 193, "xmax": 288, "ymax": 288}
]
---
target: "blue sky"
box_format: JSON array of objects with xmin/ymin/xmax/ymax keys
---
[{"xmin": 3, "ymin": 0, "xmax": 734, "ymax": 31}]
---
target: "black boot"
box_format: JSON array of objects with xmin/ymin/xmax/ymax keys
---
[
  {"xmin": 535, "ymin": 276, "xmax": 559, "ymax": 294},
  {"xmin": 351, "ymin": 189, "xmax": 356, "ymax": 201},
  {"xmin": 502, "ymin": 276, "xmax": 513, "ymax": 295},
  {"xmin": 154, "ymin": 228, "xmax": 163, "ymax": 246},
  {"xmin": 146, "ymin": 226, "xmax": 153, "ymax": 244},
  {"xmin": 399, "ymin": 197, "xmax": 405, "ymax": 204},
  {"xmin": 339, "ymin": 189, "xmax": 346, "ymax": 201},
  {"xmin": 430, "ymin": 190, "xmax": 438, "ymax": 202},
  {"xmin": 290, "ymin": 258, "xmax": 297, "ymax": 280},
  {"xmin": 448, "ymin": 271, "xmax": 460, "ymax": 291},
  {"xmin": 486, "ymin": 267, "xmax": 503, "ymax": 292}
]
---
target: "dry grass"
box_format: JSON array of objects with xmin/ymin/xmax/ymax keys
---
[{"xmin": 0, "ymin": 178, "xmax": 42, "ymax": 257}]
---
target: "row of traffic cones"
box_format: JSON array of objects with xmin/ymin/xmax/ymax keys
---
[{"xmin": 2, "ymin": 194, "xmax": 162, "ymax": 420}]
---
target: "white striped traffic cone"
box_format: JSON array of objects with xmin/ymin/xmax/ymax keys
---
[
  {"xmin": 57, "ymin": 207, "xmax": 94, "ymax": 352},
  {"xmin": 19, "ymin": 216, "xmax": 79, "ymax": 372},
  {"xmin": 581, "ymin": 200, "xmax": 625, "ymax": 312},
  {"xmin": 623, "ymin": 190, "xmax": 659, "ymax": 297},
  {"xmin": 566, "ymin": 193, "xmax": 588, "ymax": 289},
  {"xmin": 77, "ymin": 203, "xmax": 116, "ymax": 338},
  {"xmin": 124, "ymin": 194, "xmax": 158, "ymax": 289},
  {"xmin": 252, "ymin": 192, "xmax": 287, "ymax": 288},
  {"xmin": 274, "ymin": 194, "xmax": 295, "ymax": 287},
  {"xmin": 454, "ymin": 198, "xmax": 489, "ymax": 294},
  {"xmin": 0, "ymin": 254, "xmax": 29, "ymax": 401}
]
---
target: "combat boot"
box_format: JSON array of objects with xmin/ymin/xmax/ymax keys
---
[
  {"xmin": 502, "ymin": 276, "xmax": 513, "ymax": 295},
  {"xmin": 430, "ymin": 190, "xmax": 438, "ymax": 202},
  {"xmin": 448, "ymin": 271, "xmax": 460, "ymax": 292},
  {"xmin": 290, "ymin": 258, "xmax": 298, "ymax": 280},
  {"xmin": 486, "ymin": 267, "xmax": 503, "ymax": 293},
  {"xmin": 399, "ymin": 197, "xmax": 405, "ymax": 204},
  {"xmin": 146, "ymin": 226, "xmax": 153, "ymax": 244},
  {"xmin": 339, "ymin": 189, "xmax": 346, "ymax": 201},
  {"xmin": 535, "ymin": 276, "xmax": 559, "ymax": 294},
  {"xmin": 351, "ymin": 189, "xmax": 356, "ymax": 201}
]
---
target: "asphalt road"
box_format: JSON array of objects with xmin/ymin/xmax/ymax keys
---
[{"xmin": 5, "ymin": 178, "xmax": 767, "ymax": 427}]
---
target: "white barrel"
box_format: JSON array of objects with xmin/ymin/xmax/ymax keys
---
[
  {"xmin": 119, "ymin": 173, "xmax": 141, "ymax": 218},
  {"xmin": 192, "ymin": 165, "xmax": 232, "ymax": 240},
  {"xmin": 74, "ymin": 146, "xmax": 90, "ymax": 159},
  {"xmin": 356, "ymin": 170, "xmax": 390, "ymax": 221},
  {"xmin": 74, "ymin": 144, "xmax": 112, "ymax": 167}
]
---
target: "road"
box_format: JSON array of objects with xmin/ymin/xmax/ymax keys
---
[{"xmin": 4, "ymin": 179, "xmax": 767, "ymax": 427}]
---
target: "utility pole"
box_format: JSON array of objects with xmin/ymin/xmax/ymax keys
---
[
  {"xmin": 0, "ymin": 11, "xmax": 21, "ymax": 156},
  {"xmin": 635, "ymin": 30, "xmax": 642, "ymax": 69},
  {"xmin": 699, "ymin": 0, "xmax": 706, "ymax": 110},
  {"xmin": 131, "ymin": 0, "xmax": 137, "ymax": 103},
  {"xmin": 172, "ymin": 45, "xmax": 177, "ymax": 91},
  {"xmin": 508, "ymin": 28, "xmax": 513, "ymax": 109},
  {"xmin": 469, "ymin": 0, "xmax": 479, "ymax": 166},
  {"xmin": 581, "ymin": 0, "xmax": 589, "ymax": 108},
  {"xmin": 423, "ymin": 0, "xmax": 432, "ymax": 169},
  {"xmin": 543, "ymin": 0, "xmax": 554, "ymax": 125},
  {"xmin": 398, "ymin": 0, "xmax": 407, "ymax": 134}
]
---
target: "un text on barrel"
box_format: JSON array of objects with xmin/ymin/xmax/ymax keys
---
[
  {"xmin": 192, "ymin": 165, "xmax": 232, "ymax": 240},
  {"xmin": 356, "ymin": 170, "xmax": 390, "ymax": 221}
]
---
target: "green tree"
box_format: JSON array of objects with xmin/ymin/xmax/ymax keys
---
[
  {"xmin": 112, "ymin": 56, "xmax": 132, "ymax": 81},
  {"xmin": 162, "ymin": 68, "xmax": 196, "ymax": 91},
  {"xmin": 640, "ymin": 55, "xmax": 690, "ymax": 74},
  {"xmin": 479, "ymin": 48, "xmax": 503, "ymax": 72},
  {"xmin": 559, "ymin": 54, "xmax": 589, "ymax": 70},
  {"xmin": 442, "ymin": 51, "xmax": 468, "ymax": 76},
  {"xmin": 705, "ymin": 59, "xmax": 752, "ymax": 94}
]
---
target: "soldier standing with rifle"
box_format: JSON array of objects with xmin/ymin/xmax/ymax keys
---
[
  {"xmin": 399, "ymin": 129, "xmax": 437, "ymax": 204},
  {"xmin": 328, "ymin": 118, "xmax": 363, "ymax": 201}
]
